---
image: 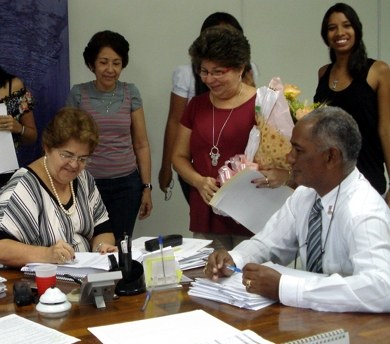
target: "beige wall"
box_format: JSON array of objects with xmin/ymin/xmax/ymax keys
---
[{"xmin": 68, "ymin": 0, "xmax": 389, "ymax": 238}]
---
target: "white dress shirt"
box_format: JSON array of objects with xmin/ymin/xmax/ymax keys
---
[{"xmin": 230, "ymin": 168, "xmax": 390, "ymax": 312}]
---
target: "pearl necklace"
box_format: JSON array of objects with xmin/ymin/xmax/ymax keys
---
[{"xmin": 43, "ymin": 156, "xmax": 76, "ymax": 216}]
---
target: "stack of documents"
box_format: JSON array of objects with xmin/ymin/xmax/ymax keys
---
[
  {"xmin": 189, "ymin": 262, "xmax": 326, "ymax": 311},
  {"xmin": 189, "ymin": 272, "xmax": 275, "ymax": 311},
  {"xmin": 21, "ymin": 252, "xmax": 117, "ymax": 282},
  {"xmin": 178, "ymin": 247, "xmax": 214, "ymax": 270},
  {"xmin": 132, "ymin": 237, "xmax": 213, "ymax": 271},
  {"xmin": 0, "ymin": 275, "xmax": 6, "ymax": 298}
]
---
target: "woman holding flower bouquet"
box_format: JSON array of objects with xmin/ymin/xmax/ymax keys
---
[
  {"xmin": 172, "ymin": 26, "xmax": 290, "ymax": 250},
  {"xmin": 314, "ymin": 3, "xmax": 390, "ymax": 206}
]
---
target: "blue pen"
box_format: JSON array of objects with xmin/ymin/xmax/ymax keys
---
[
  {"xmin": 158, "ymin": 235, "xmax": 166, "ymax": 280},
  {"xmin": 225, "ymin": 265, "xmax": 242, "ymax": 273}
]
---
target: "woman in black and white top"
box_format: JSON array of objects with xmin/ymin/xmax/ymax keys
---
[{"xmin": 0, "ymin": 107, "xmax": 117, "ymax": 267}]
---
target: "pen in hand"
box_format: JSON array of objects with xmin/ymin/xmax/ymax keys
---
[{"xmin": 225, "ymin": 265, "xmax": 242, "ymax": 273}]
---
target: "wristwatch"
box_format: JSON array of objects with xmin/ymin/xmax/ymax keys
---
[{"xmin": 142, "ymin": 183, "xmax": 153, "ymax": 190}]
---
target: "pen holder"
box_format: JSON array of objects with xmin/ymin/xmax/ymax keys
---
[
  {"xmin": 115, "ymin": 244, "xmax": 145, "ymax": 296},
  {"xmin": 115, "ymin": 260, "xmax": 146, "ymax": 296}
]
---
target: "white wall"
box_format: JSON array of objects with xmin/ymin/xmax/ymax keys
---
[{"xmin": 68, "ymin": 0, "xmax": 389, "ymax": 239}]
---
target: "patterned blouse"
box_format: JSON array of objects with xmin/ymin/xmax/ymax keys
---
[{"xmin": 0, "ymin": 86, "xmax": 34, "ymax": 147}]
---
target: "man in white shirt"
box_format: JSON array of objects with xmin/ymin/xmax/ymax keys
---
[{"xmin": 204, "ymin": 106, "xmax": 390, "ymax": 313}]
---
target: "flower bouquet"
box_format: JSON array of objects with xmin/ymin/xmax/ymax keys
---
[
  {"xmin": 216, "ymin": 77, "xmax": 295, "ymax": 186},
  {"xmin": 284, "ymin": 83, "xmax": 321, "ymax": 123},
  {"xmin": 253, "ymin": 77, "xmax": 294, "ymax": 170}
]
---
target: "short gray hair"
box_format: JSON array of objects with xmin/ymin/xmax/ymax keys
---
[{"xmin": 300, "ymin": 106, "xmax": 362, "ymax": 170}]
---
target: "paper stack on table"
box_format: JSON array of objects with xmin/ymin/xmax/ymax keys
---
[
  {"xmin": 0, "ymin": 275, "xmax": 7, "ymax": 298},
  {"xmin": 132, "ymin": 237, "xmax": 213, "ymax": 270},
  {"xmin": 189, "ymin": 272, "xmax": 276, "ymax": 311},
  {"xmin": 189, "ymin": 262, "xmax": 326, "ymax": 310},
  {"xmin": 21, "ymin": 252, "xmax": 117, "ymax": 282}
]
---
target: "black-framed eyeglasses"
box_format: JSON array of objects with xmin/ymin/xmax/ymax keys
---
[
  {"xmin": 164, "ymin": 179, "xmax": 174, "ymax": 201},
  {"xmin": 58, "ymin": 151, "xmax": 91, "ymax": 165}
]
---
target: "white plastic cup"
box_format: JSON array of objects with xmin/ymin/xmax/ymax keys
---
[{"xmin": 35, "ymin": 264, "xmax": 57, "ymax": 296}]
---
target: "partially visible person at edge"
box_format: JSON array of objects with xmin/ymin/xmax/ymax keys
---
[
  {"xmin": 313, "ymin": 2, "xmax": 390, "ymax": 206},
  {"xmin": 67, "ymin": 30, "xmax": 153, "ymax": 241},
  {"xmin": 205, "ymin": 106, "xmax": 390, "ymax": 313},
  {"xmin": 0, "ymin": 107, "xmax": 117, "ymax": 268},
  {"xmin": 0, "ymin": 66, "xmax": 37, "ymax": 188},
  {"xmin": 172, "ymin": 26, "xmax": 289, "ymax": 250},
  {"xmin": 159, "ymin": 12, "xmax": 259, "ymax": 203}
]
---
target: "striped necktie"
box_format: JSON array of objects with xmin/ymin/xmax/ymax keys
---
[{"xmin": 306, "ymin": 198, "xmax": 324, "ymax": 273}]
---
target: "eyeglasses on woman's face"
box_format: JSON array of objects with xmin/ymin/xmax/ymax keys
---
[
  {"xmin": 58, "ymin": 151, "xmax": 91, "ymax": 165},
  {"xmin": 198, "ymin": 67, "xmax": 231, "ymax": 79}
]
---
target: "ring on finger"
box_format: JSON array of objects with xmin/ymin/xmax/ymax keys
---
[
  {"xmin": 246, "ymin": 279, "xmax": 251, "ymax": 288},
  {"xmin": 61, "ymin": 254, "xmax": 66, "ymax": 262}
]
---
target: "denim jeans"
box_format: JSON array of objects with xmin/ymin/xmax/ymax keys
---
[{"xmin": 95, "ymin": 170, "xmax": 142, "ymax": 241}]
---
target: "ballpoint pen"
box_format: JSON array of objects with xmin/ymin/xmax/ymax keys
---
[
  {"xmin": 141, "ymin": 289, "xmax": 152, "ymax": 311},
  {"xmin": 225, "ymin": 265, "xmax": 242, "ymax": 273},
  {"xmin": 158, "ymin": 235, "xmax": 166, "ymax": 281}
]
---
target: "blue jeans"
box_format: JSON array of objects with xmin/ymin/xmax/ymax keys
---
[{"xmin": 95, "ymin": 170, "xmax": 142, "ymax": 241}]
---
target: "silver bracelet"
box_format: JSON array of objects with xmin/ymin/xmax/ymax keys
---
[{"xmin": 20, "ymin": 125, "xmax": 25, "ymax": 136}]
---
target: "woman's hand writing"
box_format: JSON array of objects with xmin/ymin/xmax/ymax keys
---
[{"xmin": 48, "ymin": 240, "xmax": 75, "ymax": 264}]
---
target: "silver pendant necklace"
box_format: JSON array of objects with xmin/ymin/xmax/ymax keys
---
[
  {"xmin": 331, "ymin": 80, "xmax": 339, "ymax": 90},
  {"xmin": 101, "ymin": 90, "xmax": 116, "ymax": 113},
  {"xmin": 209, "ymin": 84, "xmax": 242, "ymax": 166},
  {"xmin": 209, "ymin": 106, "xmax": 234, "ymax": 166},
  {"xmin": 94, "ymin": 81, "xmax": 117, "ymax": 113}
]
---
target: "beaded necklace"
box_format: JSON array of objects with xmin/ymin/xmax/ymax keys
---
[{"xmin": 43, "ymin": 156, "xmax": 76, "ymax": 216}]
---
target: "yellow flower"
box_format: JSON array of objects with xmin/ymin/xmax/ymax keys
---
[
  {"xmin": 284, "ymin": 83, "xmax": 301, "ymax": 101},
  {"xmin": 284, "ymin": 84, "xmax": 321, "ymax": 122}
]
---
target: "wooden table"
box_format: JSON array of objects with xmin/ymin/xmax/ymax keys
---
[{"xmin": 1, "ymin": 268, "xmax": 390, "ymax": 343}]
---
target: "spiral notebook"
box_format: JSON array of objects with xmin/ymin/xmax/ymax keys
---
[
  {"xmin": 21, "ymin": 252, "xmax": 118, "ymax": 282},
  {"xmin": 283, "ymin": 329, "xmax": 349, "ymax": 344}
]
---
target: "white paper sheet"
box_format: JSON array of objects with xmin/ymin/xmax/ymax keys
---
[
  {"xmin": 88, "ymin": 309, "xmax": 241, "ymax": 344},
  {"xmin": 0, "ymin": 314, "xmax": 79, "ymax": 344},
  {"xmin": 210, "ymin": 168, "xmax": 293, "ymax": 234},
  {"xmin": 0, "ymin": 103, "xmax": 19, "ymax": 174}
]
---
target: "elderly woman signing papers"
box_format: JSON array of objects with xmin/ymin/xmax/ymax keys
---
[{"xmin": 0, "ymin": 107, "xmax": 117, "ymax": 267}]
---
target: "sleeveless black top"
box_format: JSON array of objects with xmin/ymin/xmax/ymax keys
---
[{"xmin": 314, "ymin": 59, "xmax": 385, "ymax": 194}]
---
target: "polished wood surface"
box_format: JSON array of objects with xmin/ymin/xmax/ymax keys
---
[{"xmin": 1, "ymin": 268, "xmax": 390, "ymax": 343}]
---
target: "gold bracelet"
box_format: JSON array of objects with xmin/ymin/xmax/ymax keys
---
[{"xmin": 95, "ymin": 242, "xmax": 104, "ymax": 252}]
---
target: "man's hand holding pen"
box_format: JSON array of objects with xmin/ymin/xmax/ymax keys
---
[
  {"xmin": 203, "ymin": 249, "xmax": 235, "ymax": 280},
  {"xmin": 204, "ymin": 249, "xmax": 281, "ymax": 301}
]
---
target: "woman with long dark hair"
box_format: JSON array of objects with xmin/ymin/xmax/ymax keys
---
[{"xmin": 314, "ymin": 3, "xmax": 390, "ymax": 205}]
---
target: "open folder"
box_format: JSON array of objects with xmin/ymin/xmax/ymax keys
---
[
  {"xmin": 210, "ymin": 168, "xmax": 293, "ymax": 234},
  {"xmin": 21, "ymin": 252, "xmax": 117, "ymax": 282}
]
